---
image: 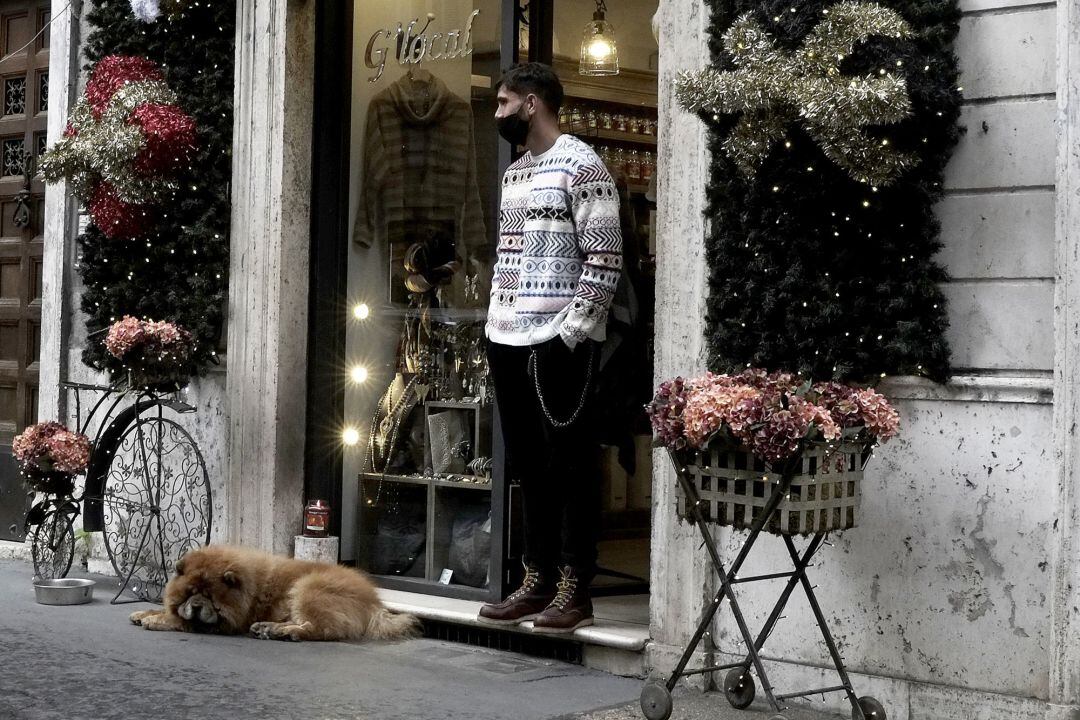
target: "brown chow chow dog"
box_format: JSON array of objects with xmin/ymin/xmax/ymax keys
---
[{"xmin": 129, "ymin": 546, "xmax": 420, "ymax": 642}]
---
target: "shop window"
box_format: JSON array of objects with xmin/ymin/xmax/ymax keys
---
[{"xmin": 345, "ymin": 0, "xmax": 504, "ymax": 596}]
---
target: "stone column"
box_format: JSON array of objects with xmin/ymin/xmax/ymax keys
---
[
  {"xmin": 649, "ymin": 0, "xmax": 718, "ymax": 686},
  {"xmin": 38, "ymin": 0, "xmax": 84, "ymax": 423},
  {"xmin": 1049, "ymin": 1, "xmax": 1080, "ymax": 717},
  {"xmin": 225, "ymin": 0, "xmax": 315, "ymax": 555}
]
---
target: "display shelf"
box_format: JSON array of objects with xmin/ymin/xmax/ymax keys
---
[
  {"xmin": 359, "ymin": 472, "xmax": 492, "ymax": 492},
  {"xmin": 433, "ymin": 476, "xmax": 492, "ymax": 490},
  {"xmin": 590, "ymin": 128, "xmax": 657, "ymax": 146},
  {"xmin": 357, "ymin": 472, "xmax": 494, "ymax": 594}
]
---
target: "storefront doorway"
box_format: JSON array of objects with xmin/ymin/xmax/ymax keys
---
[{"xmin": 306, "ymin": 0, "xmax": 659, "ymax": 614}]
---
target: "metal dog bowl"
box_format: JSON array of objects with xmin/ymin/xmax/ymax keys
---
[{"xmin": 33, "ymin": 578, "xmax": 96, "ymax": 605}]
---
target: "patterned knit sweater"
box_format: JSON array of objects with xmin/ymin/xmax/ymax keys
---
[{"xmin": 486, "ymin": 134, "xmax": 623, "ymax": 349}]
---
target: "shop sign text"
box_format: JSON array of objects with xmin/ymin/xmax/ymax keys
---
[{"xmin": 365, "ymin": 10, "xmax": 481, "ymax": 83}]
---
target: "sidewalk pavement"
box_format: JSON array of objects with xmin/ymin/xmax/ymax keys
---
[
  {"xmin": 563, "ymin": 693, "xmax": 840, "ymax": 720},
  {"xmin": 0, "ymin": 557, "xmax": 842, "ymax": 720}
]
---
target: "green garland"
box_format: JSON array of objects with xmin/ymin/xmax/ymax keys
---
[
  {"xmin": 76, "ymin": 0, "xmax": 234, "ymax": 379},
  {"xmin": 695, "ymin": 0, "xmax": 961, "ymax": 382}
]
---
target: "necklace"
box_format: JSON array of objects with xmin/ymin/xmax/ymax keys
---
[{"xmin": 366, "ymin": 376, "xmax": 419, "ymax": 506}]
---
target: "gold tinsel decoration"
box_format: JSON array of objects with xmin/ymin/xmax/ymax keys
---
[
  {"xmin": 675, "ymin": 1, "xmax": 918, "ymax": 186},
  {"xmin": 39, "ymin": 80, "xmax": 178, "ymax": 205}
]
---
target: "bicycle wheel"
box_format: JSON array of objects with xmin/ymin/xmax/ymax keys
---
[
  {"xmin": 101, "ymin": 412, "xmax": 211, "ymax": 602},
  {"xmin": 31, "ymin": 508, "xmax": 76, "ymax": 580}
]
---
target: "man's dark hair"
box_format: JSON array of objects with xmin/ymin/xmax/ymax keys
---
[{"xmin": 497, "ymin": 62, "xmax": 564, "ymax": 114}]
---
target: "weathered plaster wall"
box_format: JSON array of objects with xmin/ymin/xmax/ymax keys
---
[{"xmin": 651, "ymin": 0, "xmax": 1073, "ymax": 717}]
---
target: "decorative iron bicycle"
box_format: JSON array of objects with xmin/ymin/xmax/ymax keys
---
[{"xmin": 23, "ymin": 382, "xmax": 212, "ymax": 603}]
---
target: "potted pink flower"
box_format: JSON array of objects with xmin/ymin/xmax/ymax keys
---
[
  {"xmin": 104, "ymin": 315, "xmax": 195, "ymax": 391},
  {"xmin": 12, "ymin": 421, "xmax": 92, "ymax": 494},
  {"xmin": 648, "ymin": 369, "xmax": 899, "ymax": 533}
]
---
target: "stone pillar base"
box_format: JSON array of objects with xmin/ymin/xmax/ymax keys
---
[{"xmin": 294, "ymin": 536, "xmax": 339, "ymax": 564}]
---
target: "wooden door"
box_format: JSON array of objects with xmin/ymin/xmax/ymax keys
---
[{"xmin": 0, "ymin": 0, "xmax": 50, "ymax": 541}]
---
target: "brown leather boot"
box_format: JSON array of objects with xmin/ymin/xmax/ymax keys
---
[
  {"xmin": 532, "ymin": 566, "xmax": 594, "ymax": 633},
  {"xmin": 478, "ymin": 563, "xmax": 555, "ymax": 625}
]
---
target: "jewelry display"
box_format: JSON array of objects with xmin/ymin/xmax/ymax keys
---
[
  {"xmin": 365, "ymin": 374, "xmax": 420, "ymax": 507},
  {"xmin": 466, "ymin": 456, "xmax": 493, "ymax": 478}
]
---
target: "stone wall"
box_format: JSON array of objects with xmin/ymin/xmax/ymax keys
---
[{"xmin": 649, "ymin": 0, "xmax": 1078, "ymax": 718}]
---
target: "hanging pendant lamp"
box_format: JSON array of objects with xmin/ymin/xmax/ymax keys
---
[{"xmin": 579, "ymin": 0, "xmax": 619, "ymax": 76}]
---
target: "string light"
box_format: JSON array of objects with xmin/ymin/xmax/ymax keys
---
[
  {"xmin": 352, "ymin": 303, "xmax": 371, "ymax": 320},
  {"xmin": 349, "ymin": 366, "xmax": 369, "ymax": 384},
  {"xmin": 342, "ymin": 427, "xmax": 360, "ymax": 446}
]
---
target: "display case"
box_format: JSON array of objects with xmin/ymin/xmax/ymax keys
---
[{"xmin": 343, "ymin": 0, "xmax": 512, "ymax": 601}]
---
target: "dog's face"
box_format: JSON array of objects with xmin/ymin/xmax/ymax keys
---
[{"xmin": 164, "ymin": 548, "xmax": 253, "ymax": 633}]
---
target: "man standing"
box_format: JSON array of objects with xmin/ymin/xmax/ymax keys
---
[{"xmin": 480, "ymin": 63, "xmax": 623, "ymax": 633}]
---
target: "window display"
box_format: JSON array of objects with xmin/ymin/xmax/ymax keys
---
[{"xmin": 344, "ymin": 0, "xmax": 504, "ymax": 597}]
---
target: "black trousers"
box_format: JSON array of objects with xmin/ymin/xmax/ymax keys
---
[{"xmin": 487, "ymin": 337, "xmax": 602, "ymax": 579}]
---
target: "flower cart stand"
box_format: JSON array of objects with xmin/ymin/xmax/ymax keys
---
[{"xmin": 641, "ymin": 371, "xmax": 896, "ymax": 720}]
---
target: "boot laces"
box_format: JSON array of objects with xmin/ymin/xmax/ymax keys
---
[
  {"xmin": 508, "ymin": 565, "xmax": 541, "ymax": 602},
  {"xmin": 552, "ymin": 569, "xmax": 578, "ymax": 610}
]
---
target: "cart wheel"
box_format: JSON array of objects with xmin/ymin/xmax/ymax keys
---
[
  {"xmin": 854, "ymin": 696, "xmax": 887, "ymax": 720},
  {"xmin": 723, "ymin": 667, "xmax": 756, "ymax": 710},
  {"xmin": 640, "ymin": 682, "xmax": 673, "ymax": 720}
]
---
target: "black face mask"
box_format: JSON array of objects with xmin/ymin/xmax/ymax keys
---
[{"xmin": 497, "ymin": 104, "xmax": 531, "ymax": 147}]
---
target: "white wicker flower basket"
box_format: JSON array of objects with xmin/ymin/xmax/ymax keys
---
[{"xmin": 672, "ymin": 439, "xmax": 873, "ymax": 535}]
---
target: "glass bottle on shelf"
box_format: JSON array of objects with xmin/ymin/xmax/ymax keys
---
[
  {"xmin": 629, "ymin": 116, "xmax": 642, "ymax": 134},
  {"xmin": 642, "ymin": 151, "xmax": 655, "ymax": 181},
  {"xmin": 627, "ymin": 149, "xmax": 642, "ymax": 181},
  {"xmin": 615, "ymin": 114, "xmax": 628, "ymax": 132},
  {"xmin": 612, "ymin": 147, "xmax": 626, "ymax": 177},
  {"xmin": 644, "ymin": 119, "xmax": 656, "ymax": 136},
  {"xmin": 588, "ymin": 110, "xmax": 599, "ymax": 129},
  {"xmin": 601, "ymin": 112, "xmax": 613, "ymax": 130}
]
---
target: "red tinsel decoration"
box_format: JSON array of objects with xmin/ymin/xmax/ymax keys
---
[
  {"xmin": 85, "ymin": 55, "xmax": 163, "ymax": 120},
  {"xmin": 129, "ymin": 103, "xmax": 197, "ymax": 177},
  {"xmin": 88, "ymin": 182, "xmax": 154, "ymax": 240}
]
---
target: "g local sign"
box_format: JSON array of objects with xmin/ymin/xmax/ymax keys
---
[{"xmin": 365, "ymin": 10, "xmax": 481, "ymax": 83}]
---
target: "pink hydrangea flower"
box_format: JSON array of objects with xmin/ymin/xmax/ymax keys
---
[
  {"xmin": 682, "ymin": 382, "xmax": 761, "ymax": 448},
  {"xmin": 725, "ymin": 391, "xmax": 770, "ymax": 440},
  {"xmin": 650, "ymin": 368, "xmax": 899, "ymax": 460},
  {"xmin": 855, "ymin": 388, "xmax": 900, "ymax": 441},
  {"xmin": 789, "ymin": 395, "xmax": 841, "ymax": 441},
  {"xmin": 12, "ymin": 421, "xmax": 65, "ymax": 465},
  {"xmin": 812, "ymin": 381, "xmax": 862, "ymax": 428},
  {"xmin": 748, "ymin": 409, "xmax": 809, "ymax": 464},
  {"xmin": 105, "ymin": 315, "xmax": 146, "ymax": 359},
  {"xmin": 47, "ymin": 430, "xmax": 92, "ymax": 473},
  {"xmin": 648, "ymin": 377, "xmax": 692, "ymax": 449},
  {"xmin": 103, "ymin": 316, "xmax": 194, "ymax": 365},
  {"xmin": 12, "ymin": 421, "xmax": 90, "ymax": 473}
]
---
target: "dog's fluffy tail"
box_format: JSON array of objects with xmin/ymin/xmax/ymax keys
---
[{"xmin": 367, "ymin": 608, "xmax": 422, "ymax": 640}]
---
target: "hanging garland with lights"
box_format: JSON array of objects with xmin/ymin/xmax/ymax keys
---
[
  {"xmin": 682, "ymin": 0, "xmax": 961, "ymax": 382},
  {"xmin": 58, "ymin": 0, "xmax": 234, "ymax": 382}
]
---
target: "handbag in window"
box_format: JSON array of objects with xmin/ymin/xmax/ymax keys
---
[{"xmin": 428, "ymin": 410, "xmax": 472, "ymax": 475}]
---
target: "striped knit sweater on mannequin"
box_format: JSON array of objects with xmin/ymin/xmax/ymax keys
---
[{"xmin": 486, "ymin": 134, "xmax": 623, "ymax": 349}]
